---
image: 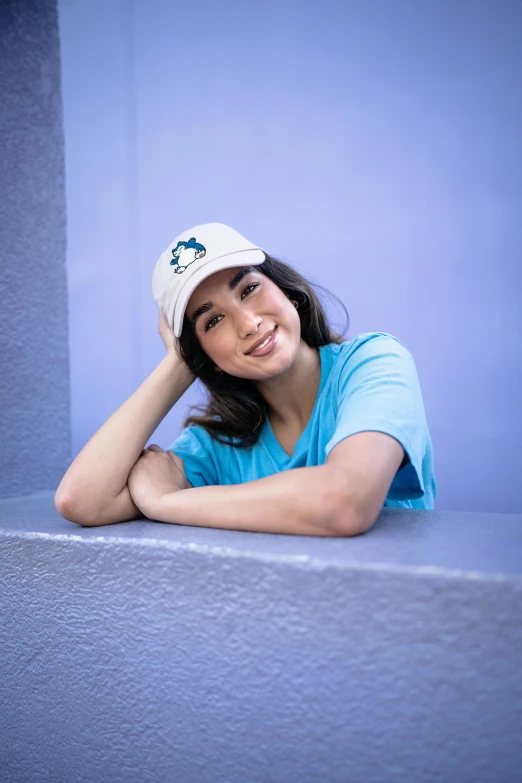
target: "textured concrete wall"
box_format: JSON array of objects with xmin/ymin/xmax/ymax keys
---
[
  {"xmin": 0, "ymin": 0, "xmax": 70, "ymax": 497},
  {"xmin": 1, "ymin": 496, "xmax": 521, "ymax": 783}
]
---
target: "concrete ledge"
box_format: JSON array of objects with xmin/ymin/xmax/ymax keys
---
[{"xmin": 1, "ymin": 494, "xmax": 521, "ymax": 783}]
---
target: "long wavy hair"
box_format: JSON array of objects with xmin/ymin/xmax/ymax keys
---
[{"xmin": 177, "ymin": 254, "xmax": 350, "ymax": 448}]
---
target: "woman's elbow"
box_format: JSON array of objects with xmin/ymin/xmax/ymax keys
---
[{"xmin": 54, "ymin": 489, "xmax": 101, "ymax": 527}]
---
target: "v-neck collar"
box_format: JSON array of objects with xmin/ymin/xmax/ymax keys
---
[{"xmin": 261, "ymin": 344, "xmax": 330, "ymax": 466}]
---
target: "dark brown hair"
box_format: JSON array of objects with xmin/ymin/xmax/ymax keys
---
[{"xmin": 177, "ymin": 254, "xmax": 350, "ymax": 448}]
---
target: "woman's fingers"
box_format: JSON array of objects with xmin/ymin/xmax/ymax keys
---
[{"xmin": 158, "ymin": 309, "xmax": 176, "ymax": 353}]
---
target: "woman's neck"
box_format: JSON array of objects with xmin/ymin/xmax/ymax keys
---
[{"xmin": 255, "ymin": 341, "xmax": 322, "ymax": 430}]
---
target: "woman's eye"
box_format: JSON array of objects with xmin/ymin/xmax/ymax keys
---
[
  {"xmin": 242, "ymin": 283, "xmax": 258, "ymax": 298},
  {"xmin": 204, "ymin": 282, "xmax": 259, "ymax": 332}
]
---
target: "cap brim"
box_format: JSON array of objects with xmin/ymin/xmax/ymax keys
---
[{"xmin": 172, "ymin": 249, "xmax": 266, "ymax": 337}]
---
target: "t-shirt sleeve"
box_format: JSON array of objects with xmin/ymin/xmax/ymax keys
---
[
  {"xmin": 167, "ymin": 425, "xmax": 219, "ymax": 488},
  {"xmin": 324, "ymin": 334, "xmax": 429, "ymax": 500}
]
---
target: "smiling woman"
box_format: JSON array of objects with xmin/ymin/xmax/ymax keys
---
[
  {"xmin": 176, "ymin": 248, "xmax": 348, "ymax": 448},
  {"xmin": 55, "ymin": 222, "xmax": 436, "ymax": 534}
]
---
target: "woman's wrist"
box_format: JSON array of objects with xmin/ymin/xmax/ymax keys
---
[{"xmin": 163, "ymin": 349, "xmax": 195, "ymax": 380}]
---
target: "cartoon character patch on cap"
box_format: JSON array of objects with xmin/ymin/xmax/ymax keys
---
[{"xmin": 170, "ymin": 237, "xmax": 206, "ymax": 274}]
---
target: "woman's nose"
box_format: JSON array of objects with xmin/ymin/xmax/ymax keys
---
[{"xmin": 238, "ymin": 311, "xmax": 262, "ymax": 337}]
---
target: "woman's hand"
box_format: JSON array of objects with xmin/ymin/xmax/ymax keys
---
[
  {"xmin": 158, "ymin": 310, "xmax": 176, "ymax": 353},
  {"xmin": 158, "ymin": 310, "xmax": 188, "ymax": 366},
  {"xmin": 128, "ymin": 444, "xmax": 190, "ymax": 519},
  {"xmin": 158, "ymin": 310, "xmax": 197, "ymax": 388}
]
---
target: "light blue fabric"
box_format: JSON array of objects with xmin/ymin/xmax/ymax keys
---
[{"xmin": 168, "ymin": 332, "xmax": 437, "ymax": 509}]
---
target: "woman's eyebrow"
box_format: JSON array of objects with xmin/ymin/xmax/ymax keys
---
[{"xmin": 189, "ymin": 266, "xmax": 257, "ymax": 328}]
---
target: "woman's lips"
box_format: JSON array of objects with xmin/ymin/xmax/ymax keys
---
[{"xmin": 247, "ymin": 326, "xmax": 278, "ymax": 357}]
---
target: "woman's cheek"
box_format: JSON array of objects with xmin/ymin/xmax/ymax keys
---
[
  {"xmin": 208, "ymin": 330, "xmax": 235, "ymax": 360},
  {"xmin": 263, "ymin": 290, "xmax": 285, "ymax": 314}
]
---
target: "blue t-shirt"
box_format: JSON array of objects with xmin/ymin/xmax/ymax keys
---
[{"xmin": 169, "ymin": 332, "xmax": 437, "ymax": 509}]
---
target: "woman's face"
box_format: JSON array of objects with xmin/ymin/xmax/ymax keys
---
[{"xmin": 185, "ymin": 266, "xmax": 301, "ymax": 379}]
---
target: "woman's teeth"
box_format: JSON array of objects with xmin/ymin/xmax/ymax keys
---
[{"xmin": 255, "ymin": 333, "xmax": 273, "ymax": 350}]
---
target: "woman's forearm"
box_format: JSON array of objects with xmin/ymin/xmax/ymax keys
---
[
  {"xmin": 55, "ymin": 353, "xmax": 195, "ymax": 520},
  {"xmin": 151, "ymin": 465, "xmax": 352, "ymax": 537}
]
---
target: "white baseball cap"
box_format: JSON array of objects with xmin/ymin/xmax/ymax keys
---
[{"xmin": 152, "ymin": 222, "xmax": 267, "ymax": 338}]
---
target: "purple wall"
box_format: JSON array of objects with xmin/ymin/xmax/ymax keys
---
[{"xmin": 58, "ymin": 0, "xmax": 522, "ymax": 513}]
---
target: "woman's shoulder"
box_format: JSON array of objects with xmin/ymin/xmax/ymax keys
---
[
  {"xmin": 326, "ymin": 332, "xmax": 412, "ymax": 365},
  {"xmin": 168, "ymin": 423, "xmax": 210, "ymax": 454},
  {"xmin": 170, "ymin": 416, "xmax": 244, "ymax": 454},
  {"xmin": 323, "ymin": 332, "xmax": 415, "ymax": 389},
  {"xmin": 335, "ymin": 331, "xmax": 410, "ymax": 353}
]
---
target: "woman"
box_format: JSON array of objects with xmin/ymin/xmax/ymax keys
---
[{"xmin": 55, "ymin": 222, "xmax": 436, "ymax": 535}]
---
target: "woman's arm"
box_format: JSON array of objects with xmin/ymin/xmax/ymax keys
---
[
  {"xmin": 145, "ymin": 464, "xmax": 354, "ymax": 537},
  {"xmin": 55, "ymin": 317, "xmax": 196, "ymax": 526}
]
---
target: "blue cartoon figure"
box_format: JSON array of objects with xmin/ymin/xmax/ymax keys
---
[{"xmin": 170, "ymin": 237, "xmax": 206, "ymax": 274}]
